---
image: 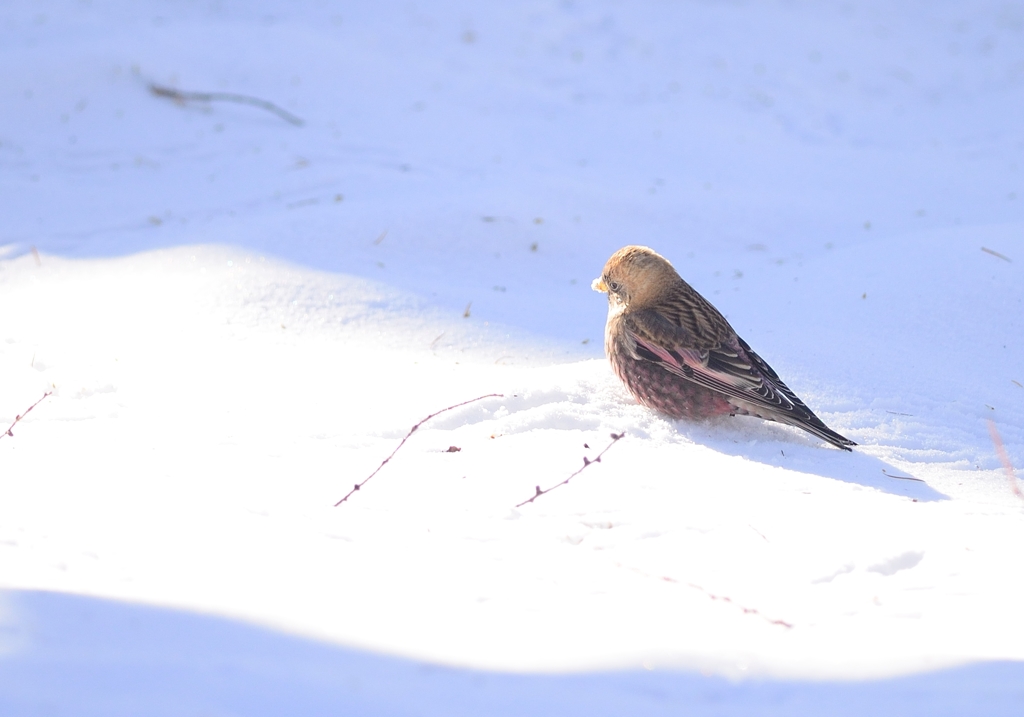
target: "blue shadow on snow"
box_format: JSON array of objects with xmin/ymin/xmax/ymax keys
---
[{"xmin": 1, "ymin": 589, "xmax": 1021, "ymax": 716}]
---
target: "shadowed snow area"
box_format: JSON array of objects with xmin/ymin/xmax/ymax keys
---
[
  {"xmin": 2, "ymin": 590, "xmax": 1024, "ymax": 717},
  {"xmin": 1, "ymin": 0, "xmax": 1023, "ymax": 713}
]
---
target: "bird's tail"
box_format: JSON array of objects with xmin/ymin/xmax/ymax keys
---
[
  {"xmin": 738, "ymin": 341, "xmax": 856, "ymax": 451},
  {"xmin": 782, "ymin": 414, "xmax": 856, "ymax": 451}
]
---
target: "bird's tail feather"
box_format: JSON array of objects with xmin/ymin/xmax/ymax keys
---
[{"xmin": 783, "ymin": 415, "xmax": 856, "ymax": 451}]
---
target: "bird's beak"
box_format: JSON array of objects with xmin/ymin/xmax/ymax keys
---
[{"xmin": 591, "ymin": 277, "xmax": 608, "ymax": 293}]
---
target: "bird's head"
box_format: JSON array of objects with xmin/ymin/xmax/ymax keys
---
[{"xmin": 592, "ymin": 245, "xmax": 681, "ymax": 310}]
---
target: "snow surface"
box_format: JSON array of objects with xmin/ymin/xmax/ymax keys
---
[{"xmin": 2, "ymin": 0, "xmax": 1023, "ymax": 714}]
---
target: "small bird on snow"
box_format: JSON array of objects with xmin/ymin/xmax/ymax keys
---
[{"xmin": 592, "ymin": 245, "xmax": 854, "ymax": 450}]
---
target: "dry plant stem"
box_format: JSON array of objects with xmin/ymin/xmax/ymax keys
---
[
  {"xmin": 334, "ymin": 393, "xmax": 503, "ymax": 506},
  {"xmin": 516, "ymin": 432, "xmax": 625, "ymax": 508},
  {"xmin": 882, "ymin": 468, "xmax": 924, "ymax": 482},
  {"xmin": 149, "ymin": 83, "xmax": 304, "ymax": 126},
  {"xmin": 1, "ymin": 391, "xmax": 52, "ymax": 440},
  {"xmin": 981, "ymin": 246, "xmax": 1012, "ymax": 262},
  {"xmin": 683, "ymin": 580, "xmax": 792, "ymax": 629},
  {"xmin": 617, "ymin": 563, "xmax": 793, "ymax": 629},
  {"xmin": 988, "ymin": 419, "xmax": 1023, "ymax": 500}
]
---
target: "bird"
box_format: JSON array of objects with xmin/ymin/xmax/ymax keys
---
[{"xmin": 592, "ymin": 245, "xmax": 855, "ymax": 450}]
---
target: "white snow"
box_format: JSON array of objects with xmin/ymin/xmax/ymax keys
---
[{"xmin": 1, "ymin": 0, "xmax": 1023, "ymax": 714}]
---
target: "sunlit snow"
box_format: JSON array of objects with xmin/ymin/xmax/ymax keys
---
[{"xmin": 1, "ymin": 1, "xmax": 1022, "ymax": 714}]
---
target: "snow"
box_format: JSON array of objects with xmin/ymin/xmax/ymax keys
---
[{"xmin": 1, "ymin": 0, "xmax": 1023, "ymax": 714}]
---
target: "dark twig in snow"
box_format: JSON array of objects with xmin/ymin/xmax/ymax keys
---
[
  {"xmin": 1, "ymin": 391, "xmax": 52, "ymax": 441},
  {"xmin": 516, "ymin": 432, "xmax": 625, "ymax": 508},
  {"xmin": 148, "ymin": 83, "xmax": 304, "ymax": 126},
  {"xmin": 882, "ymin": 469, "xmax": 924, "ymax": 482},
  {"xmin": 617, "ymin": 563, "xmax": 793, "ymax": 629},
  {"xmin": 981, "ymin": 246, "xmax": 1012, "ymax": 262},
  {"xmin": 334, "ymin": 393, "xmax": 502, "ymax": 506},
  {"xmin": 988, "ymin": 419, "xmax": 1023, "ymax": 501}
]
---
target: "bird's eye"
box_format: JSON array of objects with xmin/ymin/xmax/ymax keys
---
[{"xmin": 607, "ymin": 280, "xmax": 621, "ymax": 293}]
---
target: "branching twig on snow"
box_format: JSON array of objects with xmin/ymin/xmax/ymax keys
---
[
  {"xmin": 149, "ymin": 83, "xmax": 304, "ymax": 126},
  {"xmin": 1, "ymin": 391, "xmax": 52, "ymax": 441},
  {"xmin": 516, "ymin": 432, "xmax": 625, "ymax": 508},
  {"xmin": 988, "ymin": 419, "xmax": 1023, "ymax": 501},
  {"xmin": 334, "ymin": 393, "xmax": 503, "ymax": 506}
]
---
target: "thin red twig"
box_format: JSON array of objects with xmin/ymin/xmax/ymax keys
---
[
  {"xmin": 682, "ymin": 580, "xmax": 793, "ymax": 629},
  {"xmin": 988, "ymin": 419, "xmax": 1023, "ymax": 501},
  {"xmin": 516, "ymin": 432, "xmax": 625, "ymax": 508},
  {"xmin": 617, "ymin": 563, "xmax": 792, "ymax": 629},
  {"xmin": 334, "ymin": 393, "xmax": 502, "ymax": 506},
  {"xmin": 1, "ymin": 391, "xmax": 52, "ymax": 440}
]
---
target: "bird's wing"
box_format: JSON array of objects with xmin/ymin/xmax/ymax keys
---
[{"xmin": 622, "ymin": 308, "xmax": 812, "ymax": 418}]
